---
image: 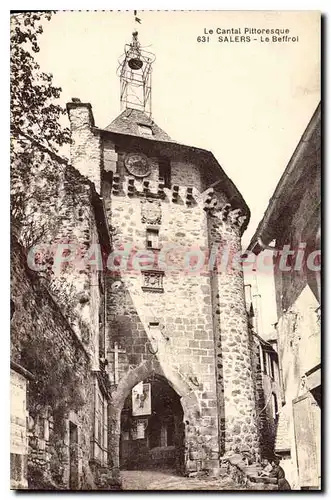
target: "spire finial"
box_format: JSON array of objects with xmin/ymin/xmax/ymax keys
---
[{"xmin": 134, "ymin": 10, "xmax": 142, "ymax": 24}]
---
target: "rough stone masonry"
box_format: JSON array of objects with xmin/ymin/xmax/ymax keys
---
[{"xmin": 67, "ymin": 101, "xmax": 261, "ymax": 475}]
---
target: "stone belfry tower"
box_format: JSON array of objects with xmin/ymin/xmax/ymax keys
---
[{"xmin": 67, "ymin": 26, "xmax": 259, "ymax": 475}]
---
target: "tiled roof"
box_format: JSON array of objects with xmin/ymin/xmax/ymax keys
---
[{"xmin": 105, "ymin": 108, "xmax": 173, "ymax": 142}]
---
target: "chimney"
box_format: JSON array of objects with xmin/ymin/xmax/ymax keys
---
[{"xmin": 66, "ymin": 100, "xmax": 101, "ymax": 194}]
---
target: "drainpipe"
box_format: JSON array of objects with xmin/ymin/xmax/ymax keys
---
[
  {"xmin": 244, "ymin": 284, "xmax": 253, "ymax": 313},
  {"xmin": 252, "ymin": 292, "xmax": 263, "ymax": 337}
]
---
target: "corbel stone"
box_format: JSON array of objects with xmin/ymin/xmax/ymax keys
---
[
  {"xmin": 143, "ymin": 179, "xmax": 150, "ymax": 196},
  {"xmin": 171, "ymin": 184, "xmax": 179, "ymax": 203},
  {"xmin": 186, "ymin": 187, "xmax": 194, "ymax": 206},
  {"xmin": 212, "ymin": 204, "xmax": 247, "ymax": 232},
  {"xmin": 127, "ymin": 176, "xmax": 135, "ymax": 196},
  {"xmin": 112, "ymin": 174, "xmax": 120, "ymax": 195},
  {"xmin": 158, "ymin": 179, "xmax": 165, "ymax": 197}
]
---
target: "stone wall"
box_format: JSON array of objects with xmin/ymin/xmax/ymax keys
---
[
  {"xmin": 103, "ymin": 157, "xmax": 220, "ymax": 472},
  {"xmin": 101, "ymin": 141, "xmax": 259, "ymax": 471},
  {"xmin": 66, "ymin": 101, "xmax": 259, "ymax": 476},
  {"xmin": 11, "ymin": 234, "xmax": 94, "ymax": 489},
  {"xmin": 249, "ymin": 333, "xmax": 280, "ymax": 459},
  {"xmin": 271, "ymin": 113, "xmax": 321, "ymax": 490},
  {"xmin": 274, "ymin": 285, "xmax": 320, "ymax": 489},
  {"xmin": 12, "ymin": 146, "xmax": 110, "ymax": 369},
  {"xmin": 11, "ymin": 139, "xmax": 112, "ymax": 489},
  {"xmin": 10, "ymin": 364, "xmax": 31, "ymax": 489},
  {"xmin": 208, "ymin": 209, "xmax": 260, "ymax": 456}
]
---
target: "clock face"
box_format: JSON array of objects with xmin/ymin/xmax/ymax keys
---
[{"xmin": 124, "ymin": 152, "xmax": 151, "ymax": 178}]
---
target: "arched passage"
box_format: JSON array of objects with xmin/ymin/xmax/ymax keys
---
[
  {"xmin": 108, "ymin": 359, "xmax": 202, "ymax": 476},
  {"xmin": 120, "ymin": 375, "xmax": 184, "ymax": 471}
]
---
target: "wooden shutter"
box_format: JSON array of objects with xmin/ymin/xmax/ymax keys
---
[{"xmin": 293, "ymin": 393, "xmax": 320, "ymax": 489}]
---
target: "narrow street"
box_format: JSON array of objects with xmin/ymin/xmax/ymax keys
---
[{"xmin": 120, "ymin": 469, "xmax": 249, "ymax": 491}]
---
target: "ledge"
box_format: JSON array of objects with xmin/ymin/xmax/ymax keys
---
[
  {"xmin": 222, "ymin": 454, "xmax": 278, "ymax": 490},
  {"xmin": 141, "ymin": 286, "xmax": 164, "ymax": 293},
  {"xmin": 10, "ymin": 361, "xmax": 35, "ymax": 381}
]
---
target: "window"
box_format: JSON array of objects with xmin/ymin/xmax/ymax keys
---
[
  {"xmin": 159, "ymin": 158, "xmax": 171, "ymax": 188},
  {"xmin": 259, "ymin": 344, "xmax": 264, "ymax": 373},
  {"xmin": 138, "ymin": 124, "xmax": 153, "ymax": 136},
  {"xmin": 97, "ymin": 394, "xmax": 104, "ymax": 444},
  {"xmin": 272, "ymin": 393, "xmax": 278, "ymax": 420},
  {"xmin": 270, "ymin": 355, "xmax": 275, "ymax": 379},
  {"xmin": 94, "ymin": 385, "xmax": 108, "ymax": 465},
  {"xmin": 262, "ymin": 349, "xmax": 267, "ymax": 374},
  {"xmin": 10, "ymin": 299, "xmax": 15, "ymax": 321},
  {"xmin": 146, "ymin": 228, "xmax": 159, "ymax": 250}
]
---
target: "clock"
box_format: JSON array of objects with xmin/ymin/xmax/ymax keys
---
[{"xmin": 124, "ymin": 152, "xmax": 151, "ymax": 178}]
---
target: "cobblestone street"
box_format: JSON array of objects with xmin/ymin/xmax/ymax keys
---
[{"xmin": 120, "ymin": 469, "xmax": 250, "ymax": 491}]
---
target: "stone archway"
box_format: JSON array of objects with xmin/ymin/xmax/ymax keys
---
[
  {"xmin": 108, "ymin": 358, "xmax": 201, "ymax": 476},
  {"xmin": 120, "ymin": 375, "xmax": 184, "ymax": 471}
]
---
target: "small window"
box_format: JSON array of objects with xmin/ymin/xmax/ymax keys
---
[
  {"xmin": 270, "ymin": 356, "xmax": 275, "ymax": 379},
  {"xmin": 272, "ymin": 393, "xmax": 278, "ymax": 420},
  {"xmin": 146, "ymin": 228, "xmax": 159, "ymax": 250},
  {"xmin": 10, "ymin": 299, "xmax": 15, "ymax": 321},
  {"xmin": 159, "ymin": 158, "xmax": 171, "ymax": 188},
  {"xmin": 138, "ymin": 124, "xmax": 153, "ymax": 136},
  {"xmin": 259, "ymin": 344, "xmax": 264, "ymax": 372}
]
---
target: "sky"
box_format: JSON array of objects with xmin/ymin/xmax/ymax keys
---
[{"xmin": 35, "ymin": 10, "xmax": 320, "ymax": 336}]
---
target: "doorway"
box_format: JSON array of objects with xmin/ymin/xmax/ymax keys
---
[{"xmin": 119, "ymin": 376, "xmax": 184, "ymax": 473}]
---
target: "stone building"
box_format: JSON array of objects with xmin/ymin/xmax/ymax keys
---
[
  {"xmin": 247, "ymin": 103, "xmax": 321, "ymax": 489},
  {"xmin": 11, "ymin": 29, "xmax": 284, "ymax": 489},
  {"xmin": 245, "ymin": 285, "xmax": 282, "ymax": 460},
  {"xmin": 64, "ymin": 30, "xmax": 278, "ymax": 477},
  {"xmin": 11, "ymin": 146, "xmax": 113, "ymax": 489}
]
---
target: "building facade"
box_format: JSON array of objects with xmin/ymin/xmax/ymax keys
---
[
  {"xmin": 10, "ymin": 148, "xmax": 113, "ymax": 489},
  {"xmin": 245, "ymin": 284, "xmax": 282, "ymax": 461},
  {"xmin": 66, "ymin": 84, "xmax": 271, "ymax": 474},
  {"xmin": 247, "ymin": 103, "xmax": 321, "ymax": 490},
  {"xmin": 11, "ymin": 29, "xmax": 285, "ymax": 488}
]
